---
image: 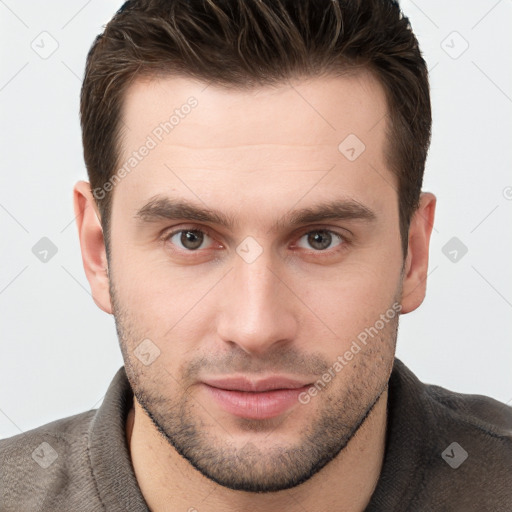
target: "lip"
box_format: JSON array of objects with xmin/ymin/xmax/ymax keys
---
[
  {"xmin": 202, "ymin": 376, "xmax": 310, "ymax": 392},
  {"xmin": 201, "ymin": 376, "xmax": 311, "ymax": 420}
]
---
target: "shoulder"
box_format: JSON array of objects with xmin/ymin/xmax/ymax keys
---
[
  {"xmin": 0, "ymin": 410, "xmax": 103, "ymax": 512},
  {"xmin": 416, "ymin": 375, "xmax": 512, "ymax": 510},
  {"xmin": 0, "ymin": 408, "xmax": 95, "ymax": 461},
  {"xmin": 392, "ymin": 359, "xmax": 512, "ymax": 442},
  {"xmin": 382, "ymin": 359, "xmax": 512, "ymax": 511},
  {"xmin": 425, "ymin": 381, "xmax": 512, "ymax": 439}
]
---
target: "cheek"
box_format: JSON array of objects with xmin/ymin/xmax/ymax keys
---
[
  {"xmin": 297, "ymin": 259, "xmax": 402, "ymax": 352},
  {"xmin": 111, "ymin": 255, "xmax": 219, "ymax": 362}
]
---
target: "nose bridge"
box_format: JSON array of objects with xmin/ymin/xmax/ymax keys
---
[{"xmin": 216, "ymin": 244, "xmax": 297, "ymax": 355}]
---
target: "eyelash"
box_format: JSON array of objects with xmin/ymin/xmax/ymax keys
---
[{"xmin": 160, "ymin": 225, "xmax": 349, "ymax": 257}]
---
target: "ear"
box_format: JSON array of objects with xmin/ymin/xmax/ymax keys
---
[
  {"xmin": 73, "ymin": 181, "xmax": 112, "ymax": 314},
  {"xmin": 400, "ymin": 192, "xmax": 436, "ymax": 314}
]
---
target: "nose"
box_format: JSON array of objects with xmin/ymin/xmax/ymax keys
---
[{"xmin": 215, "ymin": 247, "xmax": 299, "ymax": 356}]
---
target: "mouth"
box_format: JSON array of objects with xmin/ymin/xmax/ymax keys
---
[{"xmin": 201, "ymin": 376, "xmax": 312, "ymax": 420}]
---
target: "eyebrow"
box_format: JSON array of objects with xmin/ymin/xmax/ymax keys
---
[{"xmin": 134, "ymin": 195, "xmax": 376, "ymax": 232}]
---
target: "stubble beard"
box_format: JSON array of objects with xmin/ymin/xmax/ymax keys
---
[{"xmin": 110, "ymin": 277, "xmax": 397, "ymax": 493}]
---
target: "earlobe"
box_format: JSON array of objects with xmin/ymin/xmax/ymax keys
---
[
  {"xmin": 73, "ymin": 181, "xmax": 113, "ymax": 314},
  {"xmin": 400, "ymin": 192, "xmax": 436, "ymax": 314}
]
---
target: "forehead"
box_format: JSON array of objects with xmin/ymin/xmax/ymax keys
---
[
  {"xmin": 114, "ymin": 72, "xmax": 393, "ymax": 220},
  {"xmin": 120, "ymin": 71, "xmax": 388, "ymax": 148}
]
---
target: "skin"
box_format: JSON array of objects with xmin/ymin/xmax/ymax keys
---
[{"xmin": 74, "ymin": 71, "xmax": 435, "ymax": 512}]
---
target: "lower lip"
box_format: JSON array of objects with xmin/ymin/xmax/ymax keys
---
[{"xmin": 203, "ymin": 384, "xmax": 310, "ymax": 420}]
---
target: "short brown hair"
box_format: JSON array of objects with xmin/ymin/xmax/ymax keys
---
[{"xmin": 80, "ymin": 0, "xmax": 431, "ymax": 257}]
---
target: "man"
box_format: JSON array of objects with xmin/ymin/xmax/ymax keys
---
[{"xmin": 1, "ymin": 0, "xmax": 511, "ymax": 510}]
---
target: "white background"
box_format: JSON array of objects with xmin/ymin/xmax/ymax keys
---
[{"xmin": 1, "ymin": 0, "xmax": 511, "ymax": 439}]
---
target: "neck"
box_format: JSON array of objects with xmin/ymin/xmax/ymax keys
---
[{"xmin": 126, "ymin": 389, "xmax": 387, "ymax": 512}]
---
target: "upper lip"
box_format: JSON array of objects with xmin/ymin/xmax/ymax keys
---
[{"xmin": 202, "ymin": 376, "xmax": 311, "ymax": 392}]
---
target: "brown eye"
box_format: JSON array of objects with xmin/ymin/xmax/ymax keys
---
[
  {"xmin": 296, "ymin": 230, "xmax": 344, "ymax": 251},
  {"xmin": 167, "ymin": 229, "xmax": 210, "ymax": 250}
]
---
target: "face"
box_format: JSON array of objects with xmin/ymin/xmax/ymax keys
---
[{"xmin": 108, "ymin": 72, "xmax": 404, "ymax": 492}]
